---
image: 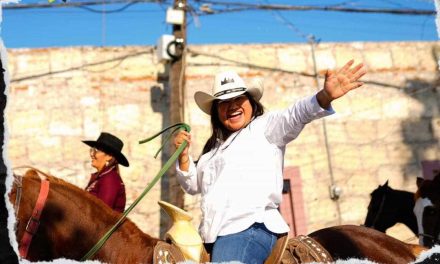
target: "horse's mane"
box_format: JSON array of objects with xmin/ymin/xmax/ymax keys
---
[
  {"xmin": 25, "ymin": 170, "xmax": 119, "ymax": 216},
  {"xmin": 371, "ymin": 182, "xmax": 415, "ymax": 202}
]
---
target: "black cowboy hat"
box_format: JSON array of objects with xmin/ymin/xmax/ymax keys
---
[{"xmin": 82, "ymin": 132, "xmax": 129, "ymax": 167}]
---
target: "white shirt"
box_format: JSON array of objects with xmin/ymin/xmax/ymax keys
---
[{"xmin": 176, "ymin": 94, "xmax": 334, "ymax": 243}]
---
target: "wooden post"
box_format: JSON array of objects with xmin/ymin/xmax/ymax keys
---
[{"xmin": 160, "ymin": 0, "xmax": 187, "ymax": 237}]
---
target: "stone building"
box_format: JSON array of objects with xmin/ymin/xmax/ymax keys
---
[{"xmin": 5, "ymin": 41, "xmax": 440, "ymax": 244}]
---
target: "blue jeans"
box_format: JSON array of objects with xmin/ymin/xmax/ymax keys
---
[{"xmin": 210, "ymin": 222, "xmax": 278, "ymax": 264}]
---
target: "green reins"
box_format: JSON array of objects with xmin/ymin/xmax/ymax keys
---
[{"xmin": 81, "ymin": 123, "xmax": 191, "ymax": 261}]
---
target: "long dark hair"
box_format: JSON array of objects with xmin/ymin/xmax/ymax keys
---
[{"xmin": 201, "ymin": 92, "xmax": 265, "ymax": 155}]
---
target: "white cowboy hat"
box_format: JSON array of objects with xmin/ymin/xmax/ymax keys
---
[{"xmin": 194, "ymin": 71, "xmax": 264, "ymax": 115}]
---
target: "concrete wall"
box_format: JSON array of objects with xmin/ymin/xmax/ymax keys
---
[{"xmin": 5, "ymin": 41, "xmax": 440, "ymax": 242}]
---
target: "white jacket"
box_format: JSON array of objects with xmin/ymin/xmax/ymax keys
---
[{"xmin": 176, "ymin": 94, "xmax": 334, "ymax": 243}]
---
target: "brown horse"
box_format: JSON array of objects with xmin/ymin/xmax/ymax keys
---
[
  {"xmin": 309, "ymin": 225, "xmax": 425, "ymax": 264},
  {"xmin": 9, "ymin": 169, "xmax": 160, "ymax": 263},
  {"xmin": 9, "ymin": 170, "xmax": 426, "ymax": 263}
]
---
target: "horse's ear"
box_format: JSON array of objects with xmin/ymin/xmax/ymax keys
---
[
  {"xmin": 24, "ymin": 169, "xmax": 39, "ymax": 178},
  {"xmin": 416, "ymin": 177, "xmax": 424, "ymax": 189},
  {"xmin": 383, "ymin": 180, "xmax": 389, "ymax": 187}
]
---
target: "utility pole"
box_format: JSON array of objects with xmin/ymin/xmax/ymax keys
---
[
  {"xmin": 160, "ymin": 0, "xmax": 187, "ymax": 236},
  {"xmin": 308, "ymin": 35, "xmax": 342, "ymax": 225}
]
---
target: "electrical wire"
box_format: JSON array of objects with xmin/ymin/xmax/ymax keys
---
[
  {"xmin": 4, "ymin": 0, "xmax": 436, "ymax": 16},
  {"xmin": 3, "ymin": 0, "xmax": 167, "ymax": 10},
  {"xmin": 194, "ymin": 0, "xmax": 436, "ymax": 16},
  {"xmin": 77, "ymin": 1, "xmax": 141, "ymax": 13}
]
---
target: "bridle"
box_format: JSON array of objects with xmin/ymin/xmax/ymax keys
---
[
  {"xmin": 418, "ymin": 204, "xmax": 440, "ymax": 247},
  {"xmin": 370, "ymin": 190, "xmax": 387, "ymax": 230},
  {"xmin": 13, "ymin": 174, "xmax": 23, "ymax": 231},
  {"xmin": 12, "ymin": 167, "xmax": 51, "ymax": 259}
]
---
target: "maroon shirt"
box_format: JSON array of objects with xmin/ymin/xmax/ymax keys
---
[{"xmin": 85, "ymin": 166, "xmax": 126, "ymax": 213}]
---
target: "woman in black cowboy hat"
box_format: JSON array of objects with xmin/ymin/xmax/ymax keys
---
[{"xmin": 83, "ymin": 132, "xmax": 129, "ymax": 213}]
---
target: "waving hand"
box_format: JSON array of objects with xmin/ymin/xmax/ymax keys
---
[{"xmin": 317, "ymin": 59, "xmax": 367, "ymax": 109}]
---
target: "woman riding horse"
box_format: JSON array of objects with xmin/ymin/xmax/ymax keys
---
[{"xmin": 83, "ymin": 132, "xmax": 129, "ymax": 213}]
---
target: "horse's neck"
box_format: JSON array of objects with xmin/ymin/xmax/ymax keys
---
[
  {"xmin": 80, "ymin": 208, "xmax": 159, "ymax": 262},
  {"xmin": 393, "ymin": 190, "xmax": 418, "ymax": 235},
  {"xmin": 34, "ymin": 180, "xmax": 159, "ymax": 263},
  {"xmin": 399, "ymin": 211, "xmax": 418, "ymax": 236},
  {"xmin": 94, "ymin": 220, "xmax": 160, "ymax": 263},
  {"xmin": 67, "ymin": 196, "xmax": 159, "ymax": 263},
  {"xmin": 396, "ymin": 189, "xmax": 415, "ymax": 205}
]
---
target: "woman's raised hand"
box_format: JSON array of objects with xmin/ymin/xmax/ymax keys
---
[{"xmin": 317, "ymin": 59, "xmax": 367, "ymax": 109}]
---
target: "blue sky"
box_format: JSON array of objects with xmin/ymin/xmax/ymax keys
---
[{"xmin": 1, "ymin": 0, "xmax": 438, "ymax": 48}]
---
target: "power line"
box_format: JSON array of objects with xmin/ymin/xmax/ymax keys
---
[
  {"xmin": 262, "ymin": 0, "xmax": 310, "ymax": 41},
  {"xmin": 2, "ymin": 0, "xmax": 167, "ymax": 10},
  {"xmin": 194, "ymin": 0, "xmax": 436, "ymax": 16},
  {"xmin": 4, "ymin": 0, "xmax": 437, "ymax": 16},
  {"xmin": 78, "ymin": 1, "xmax": 140, "ymax": 13},
  {"xmin": 10, "ymin": 49, "xmax": 153, "ymax": 82}
]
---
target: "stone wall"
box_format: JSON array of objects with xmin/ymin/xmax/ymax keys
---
[{"xmin": 5, "ymin": 41, "xmax": 440, "ymax": 243}]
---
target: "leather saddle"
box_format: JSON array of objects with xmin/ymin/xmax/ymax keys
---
[
  {"xmin": 153, "ymin": 201, "xmax": 333, "ymax": 264},
  {"xmin": 267, "ymin": 234, "xmax": 333, "ymax": 264}
]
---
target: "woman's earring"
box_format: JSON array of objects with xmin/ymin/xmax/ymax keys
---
[{"xmin": 105, "ymin": 161, "xmax": 109, "ymax": 167}]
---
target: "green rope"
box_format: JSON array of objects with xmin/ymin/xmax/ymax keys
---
[{"xmin": 81, "ymin": 123, "xmax": 191, "ymax": 261}]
